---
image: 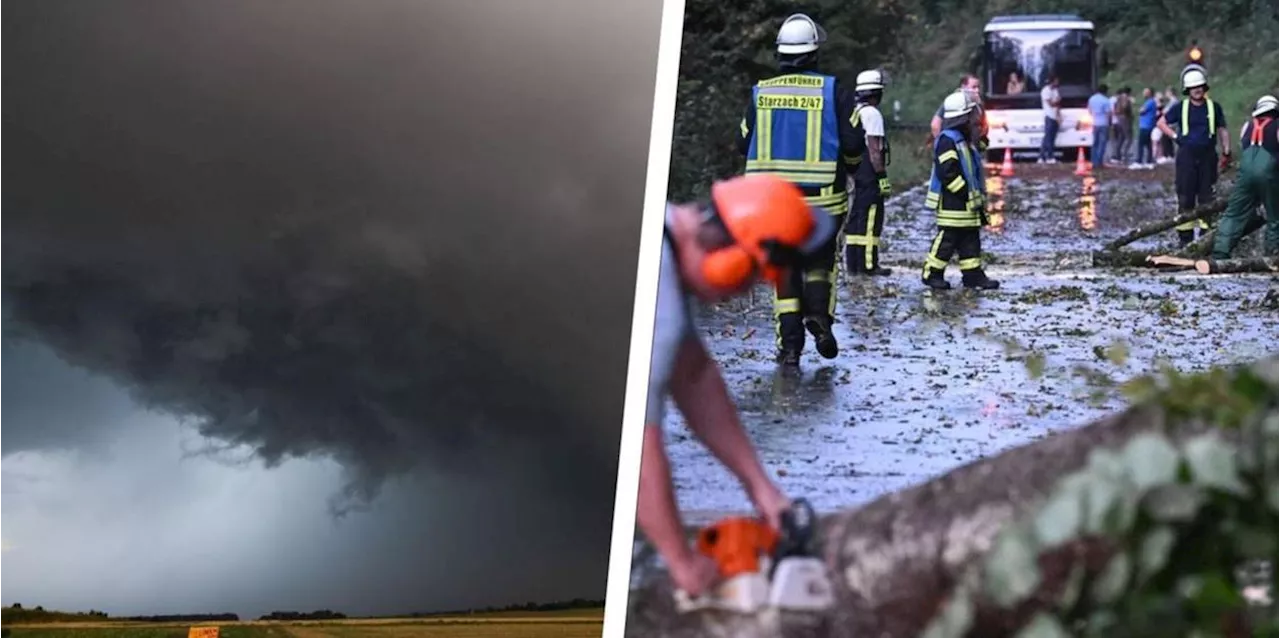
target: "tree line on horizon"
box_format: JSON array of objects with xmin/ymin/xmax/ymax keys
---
[{"xmin": 1, "ymin": 597, "xmax": 604, "ymax": 623}]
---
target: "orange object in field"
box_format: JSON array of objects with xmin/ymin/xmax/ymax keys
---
[{"xmin": 695, "ymin": 517, "xmax": 780, "ymax": 579}]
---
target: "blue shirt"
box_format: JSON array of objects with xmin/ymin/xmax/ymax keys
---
[
  {"xmin": 1087, "ymin": 93, "xmax": 1112, "ymax": 128},
  {"xmin": 1164, "ymin": 100, "xmax": 1227, "ymax": 148},
  {"xmin": 1138, "ymin": 98, "xmax": 1158, "ymax": 129}
]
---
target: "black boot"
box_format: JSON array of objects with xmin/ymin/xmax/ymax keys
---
[
  {"xmin": 803, "ymin": 315, "xmax": 839, "ymax": 360},
  {"xmin": 1177, "ymin": 229, "xmax": 1195, "ymax": 246},
  {"xmin": 848, "ymin": 268, "xmax": 892, "ymax": 277},
  {"xmin": 962, "ymin": 269, "xmax": 1001, "ymax": 290},
  {"xmin": 855, "ymin": 265, "xmax": 896, "ymax": 275},
  {"xmin": 922, "ymin": 270, "xmax": 951, "ymax": 290},
  {"xmin": 777, "ymin": 313, "xmax": 806, "ymax": 367},
  {"xmin": 847, "ymin": 249, "xmax": 892, "ymax": 277},
  {"xmin": 776, "ymin": 347, "xmax": 802, "ymax": 367}
]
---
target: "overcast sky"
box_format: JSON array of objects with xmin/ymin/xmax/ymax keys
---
[{"xmin": 3, "ymin": 0, "xmax": 665, "ymax": 618}]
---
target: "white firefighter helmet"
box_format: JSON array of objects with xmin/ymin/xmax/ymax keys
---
[
  {"xmin": 1252, "ymin": 94, "xmax": 1278, "ymax": 116},
  {"xmin": 776, "ymin": 14, "xmax": 827, "ymax": 55},
  {"xmin": 941, "ymin": 90, "xmax": 975, "ymax": 119},
  {"xmin": 1182, "ymin": 68, "xmax": 1208, "ymax": 92},
  {"xmin": 855, "ymin": 69, "xmax": 886, "ymax": 92}
]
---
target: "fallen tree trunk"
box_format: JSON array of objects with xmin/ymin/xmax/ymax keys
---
[
  {"xmin": 1194, "ymin": 257, "xmax": 1280, "ymax": 275},
  {"xmin": 1091, "ymin": 231, "xmax": 1220, "ymax": 270},
  {"xmin": 1090, "ymin": 250, "xmax": 1155, "ymax": 268},
  {"xmin": 1100, "ymin": 199, "xmax": 1227, "ymax": 252},
  {"xmin": 1180, "ymin": 228, "xmax": 1217, "ymax": 257},
  {"xmin": 624, "ymin": 357, "xmax": 1279, "ymax": 638},
  {"xmin": 1090, "ymin": 251, "xmax": 1197, "ymax": 269}
]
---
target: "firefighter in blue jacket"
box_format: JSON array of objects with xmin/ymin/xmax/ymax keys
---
[
  {"xmin": 921, "ymin": 90, "xmax": 1000, "ymax": 291},
  {"xmin": 738, "ymin": 13, "xmax": 866, "ymax": 367}
]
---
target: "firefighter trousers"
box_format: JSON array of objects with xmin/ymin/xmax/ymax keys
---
[
  {"xmin": 1173, "ymin": 144, "xmax": 1217, "ymax": 242},
  {"xmin": 922, "ymin": 226, "xmax": 986, "ymax": 282},
  {"xmin": 844, "ymin": 185, "xmax": 886, "ymax": 273},
  {"xmin": 1211, "ymin": 147, "xmax": 1279, "ymax": 259},
  {"xmin": 775, "ymin": 212, "xmax": 846, "ymax": 352}
]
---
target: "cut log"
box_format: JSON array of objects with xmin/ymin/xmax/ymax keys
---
[
  {"xmin": 1100, "ymin": 199, "xmax": 1228, "ymax": 252},
  {"xmin": 1147, "ymin": 254, "xmax": 1198, "ymax": 268},
  {"xmin": 1194, "ymin": 257, "xmax": 1280, "ymax": 275},
  {"xmin": 624, "ymin": 358, "xmax": 1279, "ymax": 638},
  {"xmin": 1090, "ymin": 250, "xmax": 1196, "ymax": 269}
]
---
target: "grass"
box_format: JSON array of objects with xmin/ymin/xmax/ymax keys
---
[{"xmin": 2, "ymin": 610, "xmax": 605, "ymax": 638}]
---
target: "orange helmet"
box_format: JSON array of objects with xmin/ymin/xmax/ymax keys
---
[{"xmin": 701, "ymin": 174, "xmax": 835, "ymax": 289}]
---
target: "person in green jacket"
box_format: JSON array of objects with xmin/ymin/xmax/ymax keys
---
[{"xmin": 1212, "ymin": 95, "xmax": 1278, "ymax": 259}]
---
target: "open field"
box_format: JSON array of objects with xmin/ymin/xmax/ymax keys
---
[{"xmin": 3, "ymin": 610, "xmax": 604, "ymax": 638}]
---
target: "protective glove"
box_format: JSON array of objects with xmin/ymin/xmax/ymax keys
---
[
  {"xmin": 877, "ymin": 174, "xmax": 892, "ymax": 198},
  {"xmin": 1218, "ymin": 153, "xmax": 1231, "ymax": 172}
]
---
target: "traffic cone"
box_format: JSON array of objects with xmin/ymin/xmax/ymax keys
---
[
  {"xmin": 1000, "ymin": 147, "xmax": 1014, "ymax": 177},
  {"xmin": 1074, "ymin": 147, "xmax": 1089, "ymax": 175}
]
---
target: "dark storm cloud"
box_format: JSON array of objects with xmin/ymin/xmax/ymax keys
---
[{"xmin": 3, "ymin": 0, "xmax": 662, "ymax": 539}]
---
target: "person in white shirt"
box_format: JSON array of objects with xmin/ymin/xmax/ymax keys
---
[
  {"xmin": 1039, "ymin": 75, "xmax": 1061, "ymax": 163},
  {"xmin": 845, "ymin": 69, "xmax": 894, "ymax": 276}
]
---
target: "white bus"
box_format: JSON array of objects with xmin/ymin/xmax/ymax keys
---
[{"xmin": 980, "ymin": 14, "xmax": 1099, "ymax": 161}]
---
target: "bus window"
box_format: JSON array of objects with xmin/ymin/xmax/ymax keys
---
[{"xmin": 984, "ymin": 29, "xmax": 1095, "ymax": 96}]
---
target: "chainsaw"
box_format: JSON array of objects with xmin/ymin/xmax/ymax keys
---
[{"xmin": 673, "ymin": 498, "xmax": 835, "ymax": 614}]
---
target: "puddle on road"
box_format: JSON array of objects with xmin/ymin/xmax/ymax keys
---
[{"xmin": 660, "ymin": 164, "xmax": 1277, "ymax": 526}]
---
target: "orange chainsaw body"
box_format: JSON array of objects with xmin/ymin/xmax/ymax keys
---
[{"xmin": 695, "ymin": 517, "xmax": 779, "ymax": 579}]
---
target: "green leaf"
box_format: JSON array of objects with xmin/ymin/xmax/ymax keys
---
[
  {"xmin": 1187, "ymin": 572, "xmax": 1245, "ymax": 619},
  {"xmin": 1136, "ymin": 525, "xmax": 1177, "ymax": 582},
  {"xmin": 1177, "ymin": 574, "xmax": 1205, "ymax": 599},
  {"xmin": 1232, "ymin": 526, "xmax": 1279, "ymax": 560},
  {"xmin": 1026, "ymin": 351, "xmax": 1047, "ymax": 379},
  {"xmin": 1080, "ymin": 474, "xmax": 1123, "ymax": 534},
  {"xmin": 1229, "ymin": 368, "xmax": 1276, "ymax": 403},
  {"xmin": 1103, "ymin": 485, "xmax": 1141, "ymax": 536},
  {"xmin": 1033, "ymin": 485, "xmax": 1084, "ymax": 547},
  {"xmin": 1105, "ymin": 341, "xmax": 1130, "ymax": 366},
  {"xmin": 1085, "ymin": 449, "xmax": 1128, "ymax": 482},
  {"xmin": 1119, "ymin": 375, "xmax": 1159, "ymax": 402},
  {"xmin": 1015, "ymin": 613, "xmax": 1071, "ymax": 638},
  {"xmin": 1182, "ymin": 434, "xmax": 1249, "ymax": 496},
  {"xmin": 919, "ymin": 588, "xmax": 975, "ymax": 638},
  {"xmin": 1143, "ymin": 484, "xmax": 1207, "ymax": 523},
  {"xmin": 1120, "ymin": 433, "xmax": 1181, "ymax": 491},
  {"xmin": 984, "ymin": 525, "xmax": 1043, "ymax": 608},
  {"xmin": 1090, "ymin": 551, "xmax": 1133, "ymax": 606},
  {"xmin": 1056, "ymin": 563, "xmax": 1086, "ymax": 611},
  {"xmin": 1084, "ymin": 608, "xmax": 1118, "ymax": 635}
]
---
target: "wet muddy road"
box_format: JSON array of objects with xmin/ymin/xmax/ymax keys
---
[{"xmin": 661, "ymin": 164, "xmax": 1277, "ymax": 526}]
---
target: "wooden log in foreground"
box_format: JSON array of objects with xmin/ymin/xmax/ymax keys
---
[
  {"xmin": 624, "ymin": 358, "xmax": 1279, "ymax": 638},
  {"xmin": 1195, "ymin": 257, "xmax": 1280, "ymax": 275},
  {"xmin": 1100, "ymin": 199, "xmax": 1227, "ymax": 252}
]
